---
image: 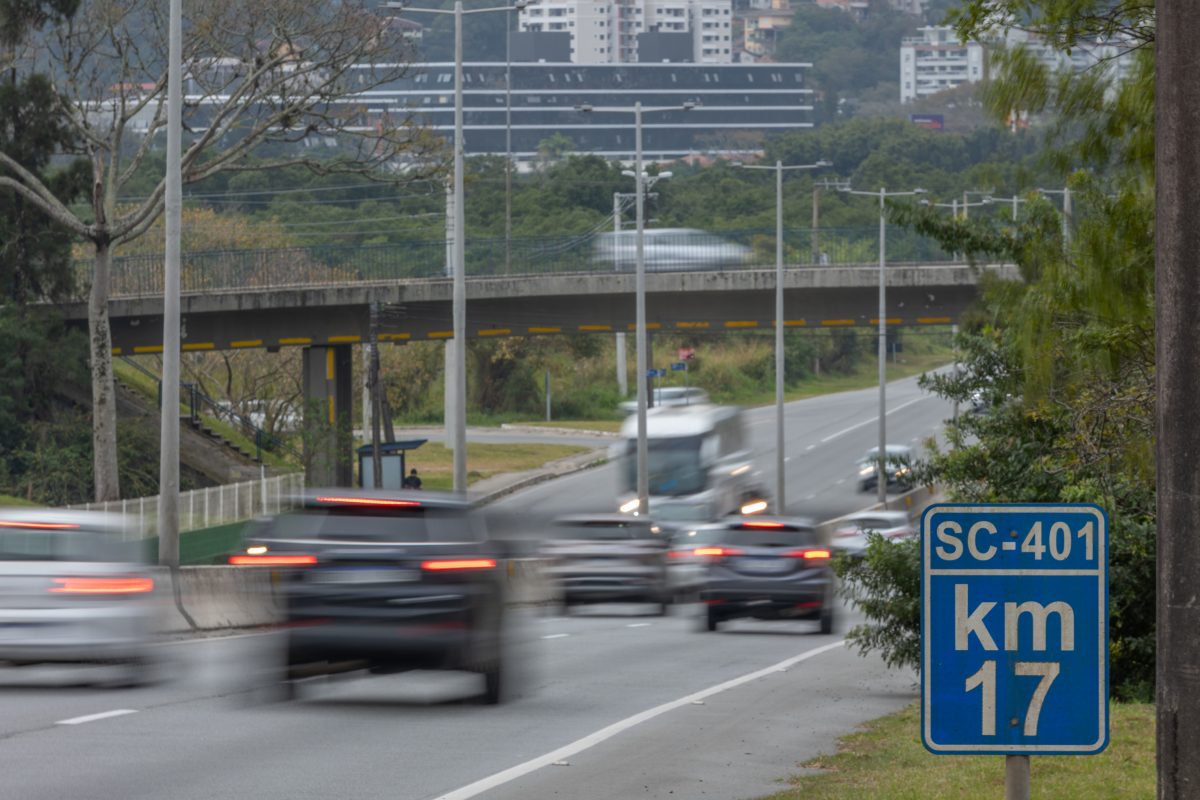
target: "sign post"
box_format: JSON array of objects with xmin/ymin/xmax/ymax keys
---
[{"xmin": 921, "ymin": 504, "xmax": 1109, "ymax": 798}]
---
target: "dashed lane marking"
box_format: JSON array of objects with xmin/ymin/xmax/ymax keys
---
[{"xmin": 57, "ymin": 709, "xmax": 138, "ymax": 726}]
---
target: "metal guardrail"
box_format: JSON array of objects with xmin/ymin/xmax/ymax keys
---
[
  {"xmin": 78, "ymin": 226, "xmax": 973, "ymax": 300},
  {"xmin": 67, "ymin": 472, "xmax": 306, "ymax": 540}
]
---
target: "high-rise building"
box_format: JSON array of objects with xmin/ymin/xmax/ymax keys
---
[
  {"xmin": 517, "ymin": 0, "xmax": 733, "ymax": 64},
  {"xmin": 899, "ymin": 26, "xmax": 985, "ymax": 103}
]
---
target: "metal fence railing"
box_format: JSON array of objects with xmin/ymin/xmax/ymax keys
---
[
  {"xmin": 75, "ymin": 226, "xmax": 976, "ymax": 300},
  {"xmin": 67, "ymin": 472, "xmax": 306, "ymax": 540}
]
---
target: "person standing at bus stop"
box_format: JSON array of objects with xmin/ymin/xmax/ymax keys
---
[{"xmin": 402, "ymin": 468, "xmax": 422, "ymax": 490}]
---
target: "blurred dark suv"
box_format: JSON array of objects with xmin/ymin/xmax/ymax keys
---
[
  {"xmin": 232, "ymin": 491, "xmax": 509, "ymax": 703},
  {"xmin": 695, "ymin": 518, "xmax": 835, "ymax": 633}
]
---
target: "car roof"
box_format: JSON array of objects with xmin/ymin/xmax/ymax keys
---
[
  {"xmin": 619, "ymin": 404, "xmax": 737, "ymax": 437},
  {"xmin": 840, "ymin": 511, "xmax": 911, "ymax": 525}
]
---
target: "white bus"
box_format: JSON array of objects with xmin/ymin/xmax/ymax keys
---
[{"xmin": 615, "ymin": 405, "xmax": 768, "ymax": 523}]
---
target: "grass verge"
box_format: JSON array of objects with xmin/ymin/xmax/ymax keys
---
[
  {"xmin": 521, "ymin": 420, "xmax": 624, "ymax": 433},
  {"xmin": 382, "ymin": 441, "xmax": 593, "ymax": 492},
  {"xmin": 739, "ymin": 352, "xmax": 953, "ymax": 408},
  {"xmin": 763, "ymin": 702, "xmax": 1154, "ymax": 800},
  {"xmin": 0, "ymin": 494, "xmax": 39, "ymax": 507}
]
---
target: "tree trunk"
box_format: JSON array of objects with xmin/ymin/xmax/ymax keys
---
[{"xmin": 90, "ymin": 241, "xmax": 121, "ymax": 502}]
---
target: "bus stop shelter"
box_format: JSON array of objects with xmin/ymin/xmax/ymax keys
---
[{"xmin": 357, "ymin": 439, "xmax": 428, "ymax": 490}]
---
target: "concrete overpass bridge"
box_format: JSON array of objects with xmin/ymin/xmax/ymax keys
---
[{"xmin": 61, "ymin": 236, "xmax": 1016, "ymax": 485}]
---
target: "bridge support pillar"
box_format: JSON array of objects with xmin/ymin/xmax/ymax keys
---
[{"xmin": 302, "ymin": 345, "xmax": 354, "ymax": 487}]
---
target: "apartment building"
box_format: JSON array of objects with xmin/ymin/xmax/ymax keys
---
[
  {"xmin": 900, "ymin": 25, "xmax": 1138, "ymax": 104},
  {"xmin": 517, "ymin": 0, "xmax": 733, "ymax": 64},
  {"xmin": 899, "ymin": 26, "xmax": 985, "ymax": 103}
]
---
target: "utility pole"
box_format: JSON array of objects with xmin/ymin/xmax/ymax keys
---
[
  {"xmin": 1157, "ymin": 2, "xmax": 1200, "ymax": 797},
  {"xmin": 613, "ymin": 192, "xmax": 628, "ymax": 396},
  {"xmin": 811, "ymin": 183, "xmax": 820, "ymax": 265}
]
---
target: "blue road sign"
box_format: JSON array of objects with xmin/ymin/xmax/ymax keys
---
[
  {"xmin": 671, "ymin": 362, "xmax": 687, "ymax": 371},
  {"xmin": 646, "ymin": 369, "xmax": 664, "ymax": 378},
  {"xmin": 921, "ymin": 504, "xmax": 1108, "ymax": 755}
]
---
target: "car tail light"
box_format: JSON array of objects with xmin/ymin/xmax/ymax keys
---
[
  {"xmin": 228, "ymin": 554, "xmax": 318, "ymax": 566},
  {"xmin": 694, "ymin": 546, "xmax": 744, "ymax": 558},
  {"xmin": 668, "ymin": 550, "xmax": 693, "ymax": 559},
  {"xmin": 313, "ymin": 496, "xmax": 421, "ymax": 508},
  {"xmin": 737, "ymin": 521, "xmax": 786, "ymax": 530},
  {"xmin": 0, "ymin": 521, "xmax": 81, "ymax": 530},
  {"xmin": 785, "ymin": 548, "xmax": 831, "ymax": 562},
  {"xmin": 50, "ymin": 576, "xmax": 154, "ymax": 594},
  {"xmin": 421, "ymin": 558, "xmax": 497, "ymax": 571}
]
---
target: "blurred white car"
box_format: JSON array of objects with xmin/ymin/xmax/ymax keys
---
[
  {"xmin": 594, "ymin": 229, "xmax": 752, "ymax": 272},
  {"xmin": 831, "ymin": 511, "xmax": 916, "ymax": 560},
  {"xmin": 0, "ymin": 510, "xmax": 159, "ymax": 685},
  {"xmin": 618, "ymin": 387, "xmax": 710, "ymax": 415}
]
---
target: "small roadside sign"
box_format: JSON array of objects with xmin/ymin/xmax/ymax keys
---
[
  {"xmin": 646, "ymin": 368, "xmax": 664, "ymax": 378},
  {"xmin": 677, "ymin": 347, "xmax": 695, "ymax": 361},
  {"xmin": 671, "ymin": 362, "xmax": 687, "ymax": 371},
  {"xmin": 921, "ymin": 504, "xmax": 1108, "ymax": 756}
]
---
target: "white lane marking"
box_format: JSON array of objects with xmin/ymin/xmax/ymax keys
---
[
  {"xmin": 542, "ymin": 634, "xmax": 570, "ymax": 640},
  {"xmin": 803, "ymin": 493, "xmax": 816, "ymax": 501},
  {"xmin": 805, "ymin": 445, "xmax": 816, "ymax": 451},
  {"xmin": 818, "ymin": 396, "xmax": 928, "ymax": 444},
  {"xmin": 626, "ymin": 623, "xmax": 652, "ymax": 628},
  {"xmin": 430, "ymin": 640, "xmax": 845, "ymax": 800},
  {"xmin": 835, "ymin": 478, "xmax": 846, "ymax": 485},
  {"xmin": 57, "ymin": 709, "xmax": 138, "ymax": 726}
]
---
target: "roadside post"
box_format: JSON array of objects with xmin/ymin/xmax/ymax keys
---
[
  {"xmin": 671, "ymin": 361, "xmax": 688, "ymax": 400},
  {"xmin": 921, "ymin": 504, "xmax": 1109, "ymax": 800}
]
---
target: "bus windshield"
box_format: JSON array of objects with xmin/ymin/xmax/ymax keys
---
[{"xmin": 622, "ymin": 436, "xmax": 708, "ymax": 496}]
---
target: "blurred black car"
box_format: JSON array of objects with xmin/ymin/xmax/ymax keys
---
[
  {"xmin": 539, "ymin": 515, "xmax": 671, "ymax": 615},
  {"xmin": 231, "ymin": 491, "xmax": 509, "ymax": 703},
  {"xmin": 855, "ymin": 445, "xmax": 915, "ymax": 494},
  {"xmin": 695, "ymin": 518, "xmax": 835, "ymax": 633}
]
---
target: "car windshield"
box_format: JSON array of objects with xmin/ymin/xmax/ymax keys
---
[
  {"xmin": 670, "ymin": 528, "xmax": 727, "ymax": 546},
  {"xmin": 850, "ymin": 517, "xmax": 904, "ymax": 530},
  {"xmin": 653, "ymin": 504, "xmax": 713, "ymax": 522},
  {"xmin": 622, "ymin": 436, "xmax": 708, "ymax": 496},
  {"xmin": 271, "ymin": 507, "xmax": 480, "ymax": 543}
]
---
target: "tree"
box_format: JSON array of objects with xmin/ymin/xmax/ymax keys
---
[{"xmin": 0, "ymin": 0, "xmax": 443, "ymax": 501}]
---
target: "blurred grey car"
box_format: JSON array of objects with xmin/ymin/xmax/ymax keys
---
[
  {"xmin": 830, "ymin": 510, "xmax": 916, "ymax": 560},
  {"xmin": 855, "ymin": 445, "xmax": 916, "ymax": 494},
  {"xmin": 695, "ymin": 517, "xmax": 835, "ymax": 633},
  {"xmin": 0, "ymin": 510, "xmax": 158, "ymax": 685},
  {"xmin": 540, "ymin": 515, "xmax": 671, "ymax": 614}
]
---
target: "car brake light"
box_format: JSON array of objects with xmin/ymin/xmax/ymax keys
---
[
  {"xmin": 694, "ymin": 546, "xmax": 743, "ymax": 558},
  {"xmin": 0, "ymin": 521, "xmax": 81, "ymax": 530},
  {"xmin": 738, "ymin": 521, "xmax": 786, "ymax": 530},
  {"xmin": 668, "ymin": 550, "xmax": 692, "ymax": 559},
  {"xmin": 786, "ymin": 548, "xmax": 831, "ymax": 561},
  {"xmin": 313, "ymin": 496, "xmax": 421, "ymax": 508},
  {"xmin": 421, "ymin": 558, "xmax": 497, "ymax": 571},
  {"xmin": 228, "ymin": 554, "xmax": 318, "ymax": 566},
  {"xmin": 50, "ymin": 577, "xmax": 154, "ymax": 594}
]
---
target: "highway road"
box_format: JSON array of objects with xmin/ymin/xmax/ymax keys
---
[{"xmin": 0, "ymin": 375, "xmax": 946, "ymax": 800}]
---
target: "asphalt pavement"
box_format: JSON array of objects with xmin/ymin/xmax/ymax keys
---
[{"xmin": 0, "ymin": 375, "xmax": 946, "ymax": 800}]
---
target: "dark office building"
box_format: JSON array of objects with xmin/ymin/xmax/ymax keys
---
[{"xmin": 358, "ymin": 61, "xmax": 815, "ymax": 160}]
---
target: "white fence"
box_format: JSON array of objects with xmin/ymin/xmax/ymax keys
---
[{"xmin": 69, "ymin": 472, "xmax": 306, "ymax": 540}]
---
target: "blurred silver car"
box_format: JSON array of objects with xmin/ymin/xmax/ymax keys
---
[
  {"xmin": 0, "ymin": 510, "xmax": 158, "ymax": 684},
  {"xmin": 540, "ymin": 515, "xmax": 671, "ymax": 614},
  {"xmin": 830, "ymin": 511, "xmax": 916, "ymax": 560}
]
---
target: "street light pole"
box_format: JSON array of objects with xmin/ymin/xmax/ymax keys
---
[
  {"xmin": 405, "ymin": 0, "xmax": 529, "ymax": 493},
  {"xmin": 578, "ymin": 101, "xmax": 695, "ymax": 514},
  {"xmin": 157, "ymin": 0, "xmax": 182, "ymax": 567},
  {"xmin": 736, "ymin": 159, "xmax": 828, "ymax": 513},
  {"xmin": 841, "ymin": 185, "xmax": 925, "ymax": 506}
]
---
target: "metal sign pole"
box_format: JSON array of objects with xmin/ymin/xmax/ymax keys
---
[{"xmin": 1005, "ymin": 756, "xmax": 1030, "ymax": 800}]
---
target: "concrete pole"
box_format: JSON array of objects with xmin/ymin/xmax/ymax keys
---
[
  {"xmin": 452, "ymin": 0, "xmax": 468, "ymax": 492},
  {"xmin": 774, "ymin": 161, "xmax": 786, "ymax": 513},
  {"xmin": 504, "ymin": 8, "xmax": 513, "ymax": 275},
  {"xmin": 362, "ymin": 344, "xmax": 371, "ymax": 439},
  {"xmin": 811, "ymin": 183, "xmax": 820, "ymax": 265},
  {"xmin": 877, "ymin": 187, "xmax": 887, "ymax": 507},
  {"xmin": 369, "ymin": 304, "xmax": 382, "ymax": 489},
  {"xmin": 444, "ymin": 182, "xmax": 455, "ymax": 449},
  {"xmin": 614, "ymin": 192, "xmax": 628, "ymax": 396},
  {"xmin": 1062, "ymin": 185, "xmax": 1072, "ymax": 245},
  {"xmin": 157, "ymin": 0, "xmax": 182, "ymax": 567},
  {"xmin": 634, "ymin": 101, "xmax": 649, "ymax": 514},
  {"xmin": 1157, "ymin": 3, "xmax": 1200, "ymax": 795}
]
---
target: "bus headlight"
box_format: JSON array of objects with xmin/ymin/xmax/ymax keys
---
[{"xmin": 619, "ymin": 498, "xmax": 641, "ymax": 514}]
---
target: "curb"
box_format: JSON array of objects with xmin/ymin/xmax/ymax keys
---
[
  {"xmin": 499, "ymin": 423, "xmax": 619, "ymax": 439},
  {"xmin": 472, "ymin": 451, "xmax": 610, "ymax": 506}
]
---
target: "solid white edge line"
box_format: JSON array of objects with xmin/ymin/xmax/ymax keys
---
[
  {"xmin": 56, "ymin": 709, "xmax": 138, "ymax": 726},
  {"xmin": 430, "ymin": 640, "xmax": 846, "ymax": 800}
]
